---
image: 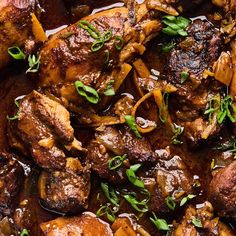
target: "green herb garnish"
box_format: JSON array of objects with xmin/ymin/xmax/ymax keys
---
[
  {"xmin": 191, "ymin": 217, "xmax": 203, "ymax": 228},
  {"xmin": 216, "ymin": 95, "xmax": 236, "ymax": 124},
  {"xmin": 101, "ymin": 182, "xmax": 119, "ymax": 207},
  {"xmin": 74, "ymin": 80, "xmax": 99, "ymax": 104},
  {"xmin": 161, "ymin": 42, "xmax": 175, "ymax": 53},
  {"xmin": 125, "ymin": 115, "xmax": 142, "ymax": 138},
  {"xmin": 204, "ymin": 96, "xmax": 220, "ymax": 122},
  {"xmin": 180, "ymin": 194, "xmax": 196, "ymax": 206},
  {"xmin": 103, "ymin": 30, "xmax": 113, "ymax": 42},
  {"xmin": 180, "ymin": 71, "xmax": 189, "ymax": 84},
  {"xmin": 126, "ymin": 164, "xmax": 144, "ymax": 188},
  {"xmin": 20, "ymin": 229, "xmax": 29, "ymax": 236},
  {"xmin": 159, "ymin": 92, "xmax": 169, "ymax": 124},
  {"xmin": 171, "ymin": 123, "xmax": 184, "ymax": 145},
  {"xmin": 104, "ymin": 80, "xmax": 115, "ymax": 96},
  {"xmin": 165, "ymin": 196, "xmax": 176, "ymax": 210},
  {"xmin": 26, "ymin": 55, "xmax": 40, "ymax": 73},
  {"xmin": 8, "ymin": 46, "xmax": 26, "ymax": 60},
  {"xmin": 7, "ymin": 98, "xmax": 21, "ymax": 121},
  {"xmin": 78, "ymin": 20, "xmax": 101, "ymax": 39},
  {"xmin": 96, "ymin": 204, "xmax": 118, "ymax": 222},
  {"xmin": 91, "ymin": 39, "xmax": 105, "ymax": 52},
  {"xmin": 150, "ymin": 213, "xmax": 170, "ymax": 231},
  {"xmin": 108, "ymin": 154, "xmax": 127, "ymax": 170},
  {"xmin": 114, "ymin": 35, "xmax": 124, "ymax": 51},
  {"xmin": 123, "ymin": 194, "xmax": 149, "ymax": 213},
  {"xmin": 162, "ymin": 15, "xmax": 191, "ymax": 36}
]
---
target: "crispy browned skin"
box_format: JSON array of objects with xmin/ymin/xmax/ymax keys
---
[
  {"xmin": 209, "ymin": 161, "xmax": 236, "ymax": 220},
  {"xmin": 0, "ymin": 152, "xmax": 23, "ymax": 216},
  {"xmin": 40, "ymin": 213, "xmax": 113, "ymax": 236},
  {"xmin": 38, "ymin": 158, "xmax": 90, "ymax": 214},
  {"xmin": 0, "ymin": 0, "xmax": 35, "ymax": 69},
  {"xmin": 8, "ymin": 91, "xmax": 84, "ymax": 170},
  {"xmin": 38, "ymin": 5, "xmax": 162, "ymax": 106}
]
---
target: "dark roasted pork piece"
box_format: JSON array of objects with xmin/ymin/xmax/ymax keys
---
[
  {"xmin": 148, "ymin": 149, "xmax": 193, "ymax": 215},
  {"xmin": 38, "ymin": 158, "xmax": 90, "ymax": 214},
  {"xmin": 165, "ymin": 19, "xmax": 223, "ymax": 145},
  {"xmin": 0, "ymin": 152, "xmax": 23, "ymax": 216},
  {"xmin": 86, "ymin": 126, "xmax": 156, "ymax": 183},
  {"xmin": 0, "ymin": 0, "xmax": 37, "ymax": 69},
  {"xmin": 209, "ymin": 161, "xmax": 236, "ymax": 220},
  {"xmin": 8, "ymin": 91, "xmax": 84, "ymax": 170},
  {"xmin": 40, "ymin": 212, "xmax": 113, "ymax": 236}
]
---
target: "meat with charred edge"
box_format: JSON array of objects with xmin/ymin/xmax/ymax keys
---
[
  {"xmin": 209, "ymin": 160, "xmax": 236, "ymax": 220},
  {"xmin": 0, "ymin": 152, "xmax": 23, "ymax": 216},
  {"xmin": 8, "ymin": 91, "xmax": 84, "ymax": 170},
  {"xmin": 38, "ymin": 158, "xmax": 91, "ymax": 214}
]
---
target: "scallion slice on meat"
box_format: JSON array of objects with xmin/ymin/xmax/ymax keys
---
[
  {"xmin": 150, "ymin": 213, "xmax": 170, "ymax": 231},
  {"xmin": 75, "ymin": 80, "xmax": 99, "ymax": 104},
  {"xmin": 8, "ymin": 46, "xmax": 26, "ymax": 60},
  {"xmin": 108, "ymin": 154, "xmax": 127, "ymax": 170},
  {"xmin": 125, "ymin": 115, "xmax": 142, "ymax": 138}
]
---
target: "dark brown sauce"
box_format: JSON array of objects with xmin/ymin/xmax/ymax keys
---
[{"xmin": 0, "ymin": 0, "xmax": 235, "ymax": 235}]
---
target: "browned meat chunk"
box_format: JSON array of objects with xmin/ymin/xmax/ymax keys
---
[
  {"xmin": 40, "ymin": 212, "xmax": 113, "ymax": 236},
  {"xmin": 171, "ymin": 201, "xmax": 234, "ymax": 235},
  {"xmin": 209, "ymin": 160, "xmax": 236, "ymax": 220},
  {"xmin": 148, "ymin": 149, "xmax": 193, "ymax": 214},
  {"xmin": 0, "ymin": 152, "xmax": 23, "ymax": 216},
  {"xmin": 86, "ymin": 126, "xmax": 156, "ymax": 183},
  {"xmin": 8, "ymin": 91, "xmax": 84, "ymax": 170},
  {"xmin": 212, "ymin": 0, "xmax": 236, "ymax": 12},
  {"xmin": 38, "ymin": 3, "xmax": 164, "ymax": 107},
  {"xmin": 0, "ymin": 0, "xmax": 36, "ymax": 69},
  {"xmin": 165, "ymin": 19, "xmax": 223, "ymax": 145},
  {"xmin": 38, "ymin": 158, "xmax": 90, "ymax": 214}
]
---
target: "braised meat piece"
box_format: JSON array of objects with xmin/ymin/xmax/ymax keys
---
[
  {"xmin": 40, "ymin": 212, "xmax": 113, "ymax": 236},
  {"xmin": 86, "ymin": 126, "xmax": 156, "ymax": 183},
  {"xmin": 0, "ymin": 0, "xmax": 37, "ymax": 69},
  {"xmin": 165, "ymin": 19, "xmax": 223, "ymax": 145},
  {"xmin": 37, "ymin": 0, "xmax": 178, "ymax": 108},
  {"xmin": 148, "ymin": 149, "xmax": 193, "ymax": 215},
  {"xmin": 38, "ymin": 158, "xmax": 90, "ymax": 214},
  {"xmin": 8, "ymin": 91, "xmax": 84, "ymax": 170},
  {"xmin": 209, "ymin": 161, "xmax": 236, "ymax": 220},
  {"xmin": 171, "ymin": 201, "xmax": 235, "ymax": 235},
  {"xmin": 0, "ymin": 152, "xmax": 23, "ymax": 216}
]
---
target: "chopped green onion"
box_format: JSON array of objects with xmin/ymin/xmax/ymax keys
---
[
  {"xmin": 125, "ymin": 115, "xmax": 142, "ymax": 138},
  {"xmin": 104, "ymin": 50, "xmax": 110, "ymax": 64},
  {"xmin": 126, "ymin": 164, "xmax": 144, "ymax": 188},
  {"xmin": 216, "ymin": 95, "xmax": 236, "ymax": 124},
  {"xmin": 104, "ymin": 80, "xmax": 115, "ymax": 96},
  {"xmin": 165, "ymin": 196, "xmax": 176, "ymax": 210},
  {"xmin": 204, "ymin": 96, "xmax": 220, "ymax": 122},
  {"xmin": 103, "ymin": 30, "xmax": 113, "ymax": 42},
  {"xmin": 214, "ymin": 138, "xmax": 236, "ymax": 158},
  {"xmin": 101, "ymin": 182, "xmax": 119, "ymax": 207},
  {"xmin": 114, "ymin": 35, "xmax": 124, "ymax": 51},
  {"xmin": 123, "ymin": 194, "xmax": 149, "ymax": 213},
  {"xmin": 210, "ymin": 159, "xmax": 215, "ymax": 171},
  {"xmin": 91, "ymin": 40, "xmax": 104, "ymax": 52},
  {"xmin": 78, "ymin": 20, "xmax": 101, "ymax": 39},
  {"xmin": 108, "ymin": 154, "xmax": 127, "ymax": 170},
  {"xmin": 26, "ymin": 55, "xmax": 40, "ymax": 73},
  {"xmin": 159, "ymin": 92, "xmax": 169, "ymax": 124},
  {"xmin": 162, "ymin": 15, "xmax": 191, "ymax": 37},
  {"xmin": 20, "ymin": 229, "xmax": 29, "ymax": 236},
  {"xmin": 7, "ymin": 98, "xmax": 21, "ymax": 121},
  {"xmin": 180, "ymin": 71, "xmax": 189, "ymax": 84},
  {"xmin": 161, "ymin": 42, "xmax": 175, "ymax": 53},
  {"xmin": 74, "ymin": 80, "xmax": 99, "ymax": 104},
  {"xmin": 171, "ymin": 123, "xmax": 184, "ymax": 145},
  {"xmin": 8, "ymin": 46, "xmax": 26, "ymax": 60},
  {"xmin": 191, "ymin": 217, "xmax": 202, "ymax": 228},
  {"xmin": 150, "ymin": 213, "xmax": 170, "ymax": 231},
  {"xmin": 180, "ymin": 194, "xmax": 196, "ymax": 206},
  {"xmin": 96, "ymin": 204, "xmax": 117, "ymax": 222}
]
